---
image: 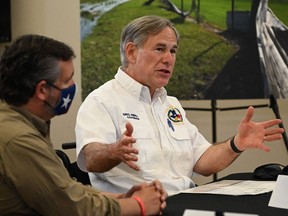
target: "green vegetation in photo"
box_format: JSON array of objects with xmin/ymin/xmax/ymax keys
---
[
  {"xmin": 170, "ymin": 0, "xmax": 252, "ymax": 29},
  {"xmin": 169, "ymin": 0, "xmax": 288, "ymax": 29},
  {"xmin": 269, "ymin": 0, "xmax": 288, "ymax": 26},
  {"xmin": 81, "ymin": 0, "xmax": 235, "ymax": 99},
  {"xmin": 80, "ymin": 0, "xmax": 288, "ymax": 100}
]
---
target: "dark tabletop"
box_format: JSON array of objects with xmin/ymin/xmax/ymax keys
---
[{"xmin": 163, "ymin": 173, "xmax": 288, "ymax": 216}]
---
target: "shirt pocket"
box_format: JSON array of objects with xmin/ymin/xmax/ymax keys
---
[
  {"xmin": 165, "ymin": 122, "xmax": 194, "ymax": 174},
  {"xmin": 166, "ymin": 122, "xmax": 191, "ymax": 147}
]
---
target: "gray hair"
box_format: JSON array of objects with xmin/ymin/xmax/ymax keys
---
[{"xmin": 120, "ymin": 15, "xmax": 180, "ymax": 68}]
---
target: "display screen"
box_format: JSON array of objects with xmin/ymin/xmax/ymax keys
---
[{"xmin": 0, "ymin": 0, "xmax": 11, "ymax": 42}]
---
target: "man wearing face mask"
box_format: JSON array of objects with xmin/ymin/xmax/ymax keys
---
[
  {"xmin": 44, "ymin": 81, "xmax": 76, "ymax": 115},
  {"xmin": 0, "ymin": 34, "xmax": 167, "ymax": 215}
]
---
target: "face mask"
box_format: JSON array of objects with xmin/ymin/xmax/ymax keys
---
[{"xmin": 45, "ymin": 82, "xmax": 76, "ymax": 115}]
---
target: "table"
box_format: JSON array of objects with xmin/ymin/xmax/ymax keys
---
[{"xmin": 163, "ymin": 173, "xmax": 288, "ymax": 216}]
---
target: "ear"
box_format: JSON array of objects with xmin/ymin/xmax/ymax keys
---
[
  {"xmin": 125, "ymin": 42, "xmax": 137, "ymax": 63},
  {"xmin": 35, "ymin": 80, "xmax": 48, "ymax": 101}
]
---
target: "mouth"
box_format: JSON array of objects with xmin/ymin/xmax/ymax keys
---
[{"xmin": 158, "ymin": 69, "xmax": 171, "ymax": 75}]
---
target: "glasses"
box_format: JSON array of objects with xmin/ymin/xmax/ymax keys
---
[{"xmin": 46, "ymin": 81, "xmax": 62, "ymax": 91}]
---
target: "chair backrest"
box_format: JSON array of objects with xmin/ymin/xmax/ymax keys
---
[{"xmin": 55, "ymin": 148, "xmax": 91, "ymax": 185}]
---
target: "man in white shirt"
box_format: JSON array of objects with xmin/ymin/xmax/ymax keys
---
[{"xmin": 76, "ymin": 15, "xmax": 284, "ymax": 196}]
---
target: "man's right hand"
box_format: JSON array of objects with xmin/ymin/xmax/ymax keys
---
[
  {"xmin": 111, "ymin": 122, "xmax": 139, "ymax": 171},
  {"xmin": 83, "ymin": 122, "xmax": 139, "ymax": 172}
]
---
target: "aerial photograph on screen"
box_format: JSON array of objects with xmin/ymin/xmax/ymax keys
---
[{"xmin": 80, "ymin": 0, "xmax": 288, "ymax": 100}]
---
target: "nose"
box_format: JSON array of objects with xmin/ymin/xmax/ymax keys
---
[{"xmin": 162, "ymin": 51, "xmax": 174, "ymax": 66}]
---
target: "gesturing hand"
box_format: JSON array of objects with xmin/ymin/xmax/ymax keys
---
[
  {"xmin": 235, "ymin": 106, "xmax": 284, "ymax": 152},
  {"xmin": 113, "ymin": 122, "xmax": 139, "ymax": 171}
]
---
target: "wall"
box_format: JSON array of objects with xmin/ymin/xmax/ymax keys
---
[
  {"xmin": 0, "ymin": 0, "xmax": 82, "ymax": 160},
  {"xmin": 0, "ymin": 0, "xmax": 287, "ymax": 185}
]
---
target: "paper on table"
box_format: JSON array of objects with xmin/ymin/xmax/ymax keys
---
[
  {"xmin": 180, "ymin": 180, "xmax": 275, "ymax": 196},
  {"xmin": 268, "ymin": 175, "xmax": 288, "ymax": 209},
  {"xmin": 183, "ymin": 209, "xmax": 258, "ymax": 216}
]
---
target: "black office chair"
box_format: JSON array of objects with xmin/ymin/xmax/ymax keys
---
[
  {"xmin": 55, "ymin": 142, "xmax": 91, "ymax": 185},
  {"xmin": 62, "ymin": 142, "xmax": 77, "ymax": 149}
]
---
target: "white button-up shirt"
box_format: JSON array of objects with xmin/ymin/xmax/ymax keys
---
[{"xmin": 76, "ymin": 67, "xmax": 211, "ymax": 196}]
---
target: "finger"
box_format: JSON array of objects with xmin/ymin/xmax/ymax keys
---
[
  {"xmin": 121, "ymin": 136, "xmax": 137, "ymax": 149},
  {"xmin": 123, "ymin": 153, "xmax": 138, "ymax": 161},
  {"xmin": 149, "ymin": 180, "xmax": 165, "ymax": 193},
  {"xmin": 150, "ymin": 180, "xmax": 167, "ymax": 201},
  {"xmin": 124, "ymin": 122, "xmax": 134, "ymax": 136},
  {"xmin": 258, "ymin": 143, "xmax": 270, "ymax": 152},
  {"xmin": 149, "ymin": 179, "xmax": 160, "ymax": 188},
  {"xmin": 160, "ymin": 201, "xmax": 167, "ymax": 210},
  {"xmin": 241, "ymin": 106, "xmax": 254, "ymax": 123},
  {"xmin": 262, "ymin": 119, "xmax": 282, "ymax": 128},
  {"xmin": 265, "ymin": 127, "xmax": 284, "ymax": 136},
  {"xmin": 122, "ymin": 143, "xmax": 138, "ymax": 154},
  {"xmin": 160, "ymin": 192, "xmax": 167, "ymax": 203},
  {"xmin": 126, "ymin": 161, "xmax": 140, "ymax": 171},
  {"xmin": 265, "ymin": 134, "xmax": 283, "ymax": 141},
  {"xmin": 124, "ymin": 183, "xmax": 146, "ymax": 198},
  {"xmin": 136, "ymin": 182, "xmax": 149, "ymax": 189},
  {"xmin": 131, "ymin": 183, "xmax": 146, "ymax": 191}
]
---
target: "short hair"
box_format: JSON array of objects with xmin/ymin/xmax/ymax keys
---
[
  {"xmin": 120, "ymin": 15, "xmax": 180, "ymax": 68},
  {"xmin": 0, "ymin": 34, "xmax": 75, "ymax": 106}
]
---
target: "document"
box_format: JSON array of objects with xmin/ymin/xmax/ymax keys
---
[
  {"xmin": 183, "ymin": 209, "xmax": 258, "ymax": 216},
  {"xmin": 180, "ymin": 180, "xmax": 275, "ymax": 196},
  {"xmin": 268, "ymin": 175, "xmax": 288, "ymax": 209}
]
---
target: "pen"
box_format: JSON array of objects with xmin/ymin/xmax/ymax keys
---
[{"xmin": 167, "ymin": 119, "xmax": 175, "ymax": 131}]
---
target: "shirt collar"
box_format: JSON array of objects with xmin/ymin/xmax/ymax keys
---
[
  {"xmin": 115, "ymin": 67, "xmax": 167, "ymax": 103},
  {"xmin": 10, "ymin": 104, "xmax": 50, "ymax": 138}
]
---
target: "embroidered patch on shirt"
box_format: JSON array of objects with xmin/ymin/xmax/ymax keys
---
[
  {"xmin": 167, "ymin": 107, "xmax": 183, "ymax": 123},
  {"xmin": 123, "ymin": 112, "xmax": 140, "ymax": 120}
]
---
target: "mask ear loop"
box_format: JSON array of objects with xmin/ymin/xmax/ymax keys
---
[
  {"xmin": 42, "ymin": 81, "xmax": 60, "ymax": 112},
  {"xmin": 34, "ymin": 80, "xmax": 56, "ymax": 109}
]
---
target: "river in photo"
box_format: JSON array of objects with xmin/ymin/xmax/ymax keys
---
[{"xmin": 80, "ymin": 0, "xmax": 129, "ymax": 40}]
